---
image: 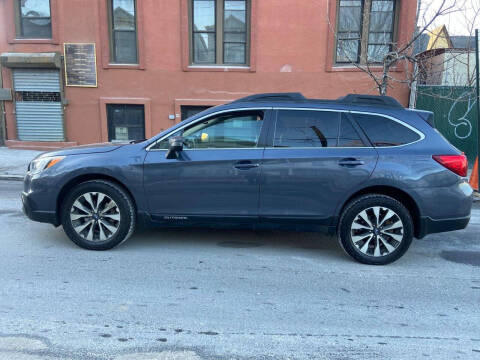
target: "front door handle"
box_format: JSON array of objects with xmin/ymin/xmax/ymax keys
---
[
  {"xmin": 338, "ymin": 158, "xmax": 365, "ymax": 167},
  {"xmin": 234, "ymin": 160, "xmax": 260, "ymax": 170}
]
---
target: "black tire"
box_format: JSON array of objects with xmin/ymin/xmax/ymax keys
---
[
  {"xmin": 338, "ymin": 194, "xmax": 413, "ymax": 265},
  {"xmin": 61, "ymin": 180, "xmax": 136, "ymax": 250}
]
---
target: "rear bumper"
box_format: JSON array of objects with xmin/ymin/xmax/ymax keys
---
[
  {"xmin": 22, "ymin": 191, "xmax": 59, "ymax": 226},
  {"xmin": 417, "ymin": 215, "xmax": 470, "ymax": 238},
  {"xmin": 412, "ymin": 180, "xmax": 473, "ymax": 238}
]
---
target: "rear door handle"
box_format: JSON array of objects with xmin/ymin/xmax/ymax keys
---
[
  {"xmin": 234, "ymin": 160, "xmax": 260, "ymax": 170},
  {"xmin": 338, "ymin": 158, "xmax": 365, "ymax": 167}
]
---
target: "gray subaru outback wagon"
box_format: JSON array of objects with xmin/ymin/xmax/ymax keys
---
[{"xmin": 22, "ymin": 93, "xmax": 473, "ymax": 265}]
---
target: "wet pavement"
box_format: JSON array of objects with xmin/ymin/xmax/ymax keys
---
[{"xmin": 0, "ymin": 180, "xmax": 479, "ymax": 360}]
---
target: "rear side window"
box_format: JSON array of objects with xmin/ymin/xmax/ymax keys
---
[
  {"xmin": 274, "ymin": 110, "xmax": 364, "ymax": 148},
  {"xmin": 352, "ymin": 113, "xmax": 421, "ymax": 147},
  {"xmin": 274, "ymin": 110, "xmax": 338, "ymax": 147},
  {"xmin": 339, "ymin": 114, "xmax": 365, "ymax": 147}
]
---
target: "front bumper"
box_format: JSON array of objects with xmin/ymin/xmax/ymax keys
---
[
  {"xmin": 22, "ymin": 191, "xmax": 59, "ymax": 226},
  {"xmin": 417, "ymin": 215, "xmax": 470, "ymax": 238}
]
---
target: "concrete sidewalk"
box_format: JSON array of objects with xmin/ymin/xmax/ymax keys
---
[{"xmin": 0, "ymin": 147, "xmax": 43, "ymax": 180}]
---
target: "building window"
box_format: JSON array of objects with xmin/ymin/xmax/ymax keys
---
[
  {"xmin": 181, "ymin": 105, "xmax": 212, "ymax": 120},
  {"xmin": 335, "ymin": 0, "xmax": 397, "ymax": 64},
  {"xmin": 109, "ymin": 0, "xmax": 138, "ymax": 64},
  {"xmin": 15, "ymin": 0, "xmax": 52, "ymax": 39},
  {"xmin": 191, "ymin": 0, "xmax": 249, "ymax": 66},
  {"xmin": 107, "ymin": 104, "xmax": 145, "ymax": 142}
]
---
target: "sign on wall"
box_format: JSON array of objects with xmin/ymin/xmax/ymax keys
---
[{"xmin": 63, "ymin": 43, "xmax": 97, "ymax": 87}]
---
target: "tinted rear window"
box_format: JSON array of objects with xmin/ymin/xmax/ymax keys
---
[
  {"xmin": 339, "ymin": 114, "xmax": 365, "ymax": 147},
  {"xmin": 274, "ymin": 110, "xmax": 364, "ymax": 148},
  {"xmin": 352, "ymin": 113, "xmax": 421, "ymax": 147},
  {"xmin": 274, "ymin": 110, "xmax": 339, "ymax": 148}
]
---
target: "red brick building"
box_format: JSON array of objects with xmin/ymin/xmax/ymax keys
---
[{"xmin": 0, "ymin": 0, "xmax": 417, "ymax": 149}]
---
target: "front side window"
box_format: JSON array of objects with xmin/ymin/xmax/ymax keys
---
[
  {"xmin": 15, "ymin": 0, "xmax": 52, "ymax": 38},
  {"xmin": 352, "ymin": 113, "xmax": 421, "ymax": 147},
  {"xmin": 336, "ymin": 0, "xmax": 396, "ymax": 64},
  {"xmin": 109, "ymin": 0, "xmax": 138, "ymax": 64},
  {"xmin": 154, "ymin": 111, "xmax": 263, "ymax": 149},
  {"xmin": 191, "ymin": 0, "xmax": 249, "ymax": 65}
]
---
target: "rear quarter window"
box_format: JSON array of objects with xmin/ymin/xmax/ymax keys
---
[{"xmin": 352, "ymin": 113, "xmax": 421, "ymax": 147}]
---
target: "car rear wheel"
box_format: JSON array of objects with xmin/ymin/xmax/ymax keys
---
[
  {"xmin": 61, "ymin": 180, "xmax": 136, "ymax": 250},
  {"xmin": 338, "ymin": 194, "xmax": 413, "ymax": 265}
]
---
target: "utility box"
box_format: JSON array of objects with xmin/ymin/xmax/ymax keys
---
[{"xmin": 0, "ymin": 88, "xmax": 12, "ymax": 101}]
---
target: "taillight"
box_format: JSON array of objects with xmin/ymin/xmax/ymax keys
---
[{"xmin": 433, "ymin": 154, "xmax": 468, "ymax": 177}]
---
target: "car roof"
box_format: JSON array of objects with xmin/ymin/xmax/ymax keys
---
[
  {"xmin": 209, "ymin": 92, "xmax": 406, "ymax": 116},
  {"xmin": 232, "ymin": 93, "xmax": 403, "ymax": 108}
]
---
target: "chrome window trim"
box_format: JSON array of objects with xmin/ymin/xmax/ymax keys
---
[
  {"xmin": 146, "ymin": 106, "xmax": 425, "ymax": 152},
  {"xmin": 150, "ymin": 148, "xmax": 264, "ymax": 151},
  {"xmin": 146, "ymin": 107, "xmax": 271, "ymax": 151},
  {"xmin": 272, "ymin": 107, "xmax": 425, "ymax": 149},
  {"xmin": 264, "ymin": 146, "xmax": 372, "ymax": 150}
]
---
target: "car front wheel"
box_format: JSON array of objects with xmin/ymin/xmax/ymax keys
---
[
  {"xmin": 61, "ymin": 180, "xmax": 136, "ymax": 250},
  {"xmin": 338, "ymin": 194, "xmax": 413, "ymax": 265}
]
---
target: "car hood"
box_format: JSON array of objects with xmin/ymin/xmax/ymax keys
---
[{"xmin": 37, "ymin": 142, "xmax": 127, "ymax": 158}]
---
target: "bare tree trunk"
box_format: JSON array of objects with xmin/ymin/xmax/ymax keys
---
[{"xmin": 380, "ymin": 64, "xmax": 389, "ymax": 96}]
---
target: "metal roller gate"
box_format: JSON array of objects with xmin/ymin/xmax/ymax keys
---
[{"xmin": 13, "ymin": 68, "xmax": 64, "ymax": 141}]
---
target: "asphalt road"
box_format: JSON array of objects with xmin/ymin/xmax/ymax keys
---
[{"xmin": 0, "ymin": 180, "xmax": 479, "ymax": 360}]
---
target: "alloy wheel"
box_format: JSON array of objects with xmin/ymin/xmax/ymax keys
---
[
  {"xmin": 70, "ymin": 192, "xmax": 121, "ymax": 242},
  {"xmin": 350, "ymin": 206, "xmax": 404, "ymax": 257}
]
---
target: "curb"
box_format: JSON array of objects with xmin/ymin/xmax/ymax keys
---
[{"xmin": 0, "ymin": 175, "xmax": 24, "ymax": 181}]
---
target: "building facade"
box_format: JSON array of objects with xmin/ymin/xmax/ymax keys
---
[
  {"xmin": 0, "ymin": 0, "xmax": 417, "ymax": 148},
  {"xmin": 415, "ymin": 26, "xmax": 476, "ymax": 87}
]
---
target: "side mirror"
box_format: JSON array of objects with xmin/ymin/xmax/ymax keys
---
[{"xmin": 166, "ymin": 136, "xmax": 184, "ymax": 159}]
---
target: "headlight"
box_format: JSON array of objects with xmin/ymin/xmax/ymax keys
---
[{"xmin": 29, "ymin": 156, "xmax": 65, "ymax": 174}]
